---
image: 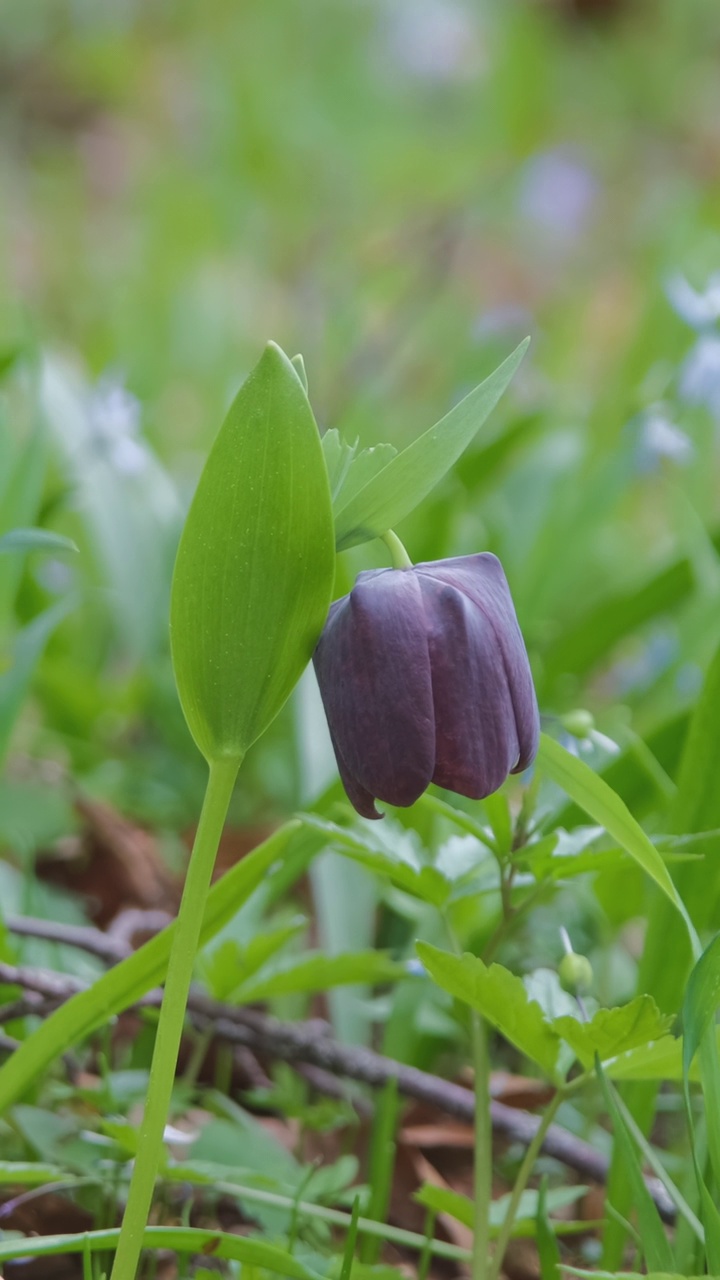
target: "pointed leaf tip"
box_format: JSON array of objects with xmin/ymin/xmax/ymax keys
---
[{"xmin": 170, "ymin": 343, "xmax": 335, "ymax": 762}]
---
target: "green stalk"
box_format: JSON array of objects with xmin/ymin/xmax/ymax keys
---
[
  {"xmin": 487, "ymin": 1088, "xmax": 564, "ymax": 1280},
  {"xmin": 471, "ymin": 1012, "xmax": 492, "ymax": 1280},
  {"xmin": 381, "ymin": 529, "xmax": 413, "ymax": 569},
  {"xmin": 110, "ymin": 757, "xmax": 240, "ymax": 1280}
]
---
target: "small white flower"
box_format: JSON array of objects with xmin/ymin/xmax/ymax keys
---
[
  {"xmin": 636, "ymin": 407, "xmax": 694, "ymax": 470},
  {"xmin": 88, "ymin": 375, "xmax": 141, "ymax": 442},
  {"xmin": 666, "ymin": 273, "xmax": 720, "ymax": 330},
  {"xmin": 679, "ymin": 334, "xmax": 720, "ymax": 417}
]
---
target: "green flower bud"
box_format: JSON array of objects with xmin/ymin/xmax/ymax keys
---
[
  {"xmin": 559, "ymin": 951, "xmax": 593, "ymax": 995},
  {"xmin": 560, "ymin": 708, "xmax": 595, "ymax": 740}
]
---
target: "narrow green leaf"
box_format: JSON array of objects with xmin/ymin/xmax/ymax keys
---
[
  {"xmin": 562, "ymin": 1271, "xmax": 716, "ymax": 1280},
  {"xmin": 0, "ymin": 528, "xmax": 78, "ymax": 556},
  {"xmin": 202, "ymin": 921, "xmax": 306, "ymax": 1001},
  {"xmin": 536, "ymin": 1177, "xmax": 561, "ymax": 1280},
  {"xmin": 554, "ymin": 997, "xmax": 673, "ymax": 1070},
  {"xmin": 0, "ymin": 424, "xmax": 47, "ymax": 620},
  {"xmin": 417, "ymin": 943, "xmax": 562, "ymax": 1080},
  {"xmin": 415, "ymin": 1183, "xmax": 586, "ymax": 1234},
  {"xmin": 0, "ymin": 822, "xmax": 298, "ymax": 1111},
  {"xmin": 233, "ymin": 949, "xmax": 406, "ymax": 1003},
  {"xmin": 596, "ymin": 1060, "xmax": 675, "ymax": 1273},
  {"xmin": 682, "ymin": 933, "xmax": 720, "ymax": 1088},
  {"xmin": 0, "ymin": 598, "xmax": 74, "ymax": 767},
  {"xmin": 0, "ymin": 1161, "xmax": 66, "ymax": 1185},
  {"xmin": 537, "ymin": 735, "xmax": 691, "ymax": 931},
  {"xmin": 170, "ymin": 342, "xmax": 335, "ymax": 762},
  {"xmin": 333, "ymin": 340, "xmax": 529, "ymax": 550},
  {"xmin": 0, "ymin": 1226, "xmax": 323, "ymax": 1277},
  {"xmin": 681, "ymin": 932, "xmax": 720, "ymax": 1272},
  {"xmin": 339, "ymin": 1197, "xmax": 361, "ymax": 1280},
  {"xmin": 291, "ymin": 353, "xmax": 308, "ymax": 392},
  {"xmin": 361, "ymin": 1076, "xmax": 399, "ymax": 1263}
]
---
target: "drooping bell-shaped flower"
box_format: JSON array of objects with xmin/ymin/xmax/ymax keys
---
[{"xmin": 313, "ymin": 553, "xmax": 539, "ymax": 819}]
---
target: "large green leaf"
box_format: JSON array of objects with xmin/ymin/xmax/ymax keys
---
[
  {"xmin": 170, "ymin": 342, "xmax": 335, "ymax": 762},
  {"xmin": 333, "ymin": 340, "xmax": 528, "ymax": 550},
  {"xmin": 417, "ymin": 943, "xmax": 562, "ymax": 1080}
]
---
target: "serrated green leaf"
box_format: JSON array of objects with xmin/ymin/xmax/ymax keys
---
[
  {"xmin": 170, "ymin": 342, "xmax": 335, "ymax": 762},
  {"xmin": 554, "ymin": 997, "xmax": 673, "ymax": 1070},
  {"xmin": 416, "ymin": 943, "xmax": 562, "ymax": 1079},
  {"xmin": 333, "ymin": 340, "xmax": 528, "ymax": 550},
  {"xmin": 234, "ymin": 949, "xmax": 406, "ymax": 1003}
]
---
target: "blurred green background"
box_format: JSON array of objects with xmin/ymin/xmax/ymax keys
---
[{"xmin": 2, "ymin": 0, "xmax": 720, "ymax": 832}]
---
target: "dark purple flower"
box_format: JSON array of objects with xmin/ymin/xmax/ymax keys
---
[{"xmin": 313, "ymin": 553, "xmax": 539, "ymax": 819}]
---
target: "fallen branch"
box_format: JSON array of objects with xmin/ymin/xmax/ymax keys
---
[{"xmin": 0, "ymin": 920, "xmax": 676, "ymax": 1222}]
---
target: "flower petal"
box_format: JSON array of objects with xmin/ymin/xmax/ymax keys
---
[
  {"xmin": 419, "ymin": 554, "xmax": 539, "ymax": 773},
  {"xmin": 313, "ymin": 569, "xmax": 435, "ymax": 810},
  {"xmin": 417, "ymin": 570, "xmax": 520, "ymax": 797}
]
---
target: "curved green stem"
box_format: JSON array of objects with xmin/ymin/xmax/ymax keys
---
[
  {"xmin": 380, "ymin": 529, "xmax": 413, "ymax": 569},
  {"xmin": 487, "ymin": 1087, "xmax": 565, "ymax": 1280},
  {"xmin": 109, "ymin": 756, "xmax": 240, "ymax": 1280}
]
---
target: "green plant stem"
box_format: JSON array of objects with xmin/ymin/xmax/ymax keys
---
[
  {"xmin": 471, "ymin": 1011, "xmax": 492, "ymax": 1280},
  {"xmin": 380, "ymin": 528, "xmax": 413, "ymax": 569},
  {"xmin": 487, "ymin": 1088, "xmax": 565, "ymax": 1280},
  {"xmin": 109, "ymin": 756, "xmax": 240, "ymax": 1280}
]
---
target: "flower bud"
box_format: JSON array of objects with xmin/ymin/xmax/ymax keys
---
[
  {"xmin": 313, "ymin": 553, "xmax": 539, "ymax": 819},
  {"xmin": 560, "ymin": 708, "xmax": 595, "ymax": 739},
  {"xmin": 559, "ymin": 952, "xmax": 593, "ymax": 995}
]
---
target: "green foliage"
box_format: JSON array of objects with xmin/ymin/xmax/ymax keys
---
[
  {"xmin": 0, "ymin": 821, "xmax": 299, "ymax": 1111},
  {"xmin": 170, "ymin": 342, "xmax": 335, "ymax": 762},
  {"xmin": 333, "ymin": 340, "xmax": 528, "ymax": 550},
  {"xmin": 417, "ymin": 943, "xmax": 563, "ymax": 1080},
  {"xmin": 4, "ymin": 0, "xmax": 720, "ymax": 1273}
]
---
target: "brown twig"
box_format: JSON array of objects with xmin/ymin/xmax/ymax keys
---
[{"xmin": 1, "ymin": 921, "xmax": 677, "ymax": 1223}]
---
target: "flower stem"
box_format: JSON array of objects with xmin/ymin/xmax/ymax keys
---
[
  {"xmin": 471, "ymin": 1011, "xmax": 492, "ymax": 1280},
  {"xmin": 487, "ymin": 1087, "xmax": 565, "ymax": 1280},
  {"xmin": 109, "ymin": 756, "xmax": 240, "ymax": 1280},
  {"xmin": 380, "ymin": 529, "xmax": 413, "ymax": 569}
]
